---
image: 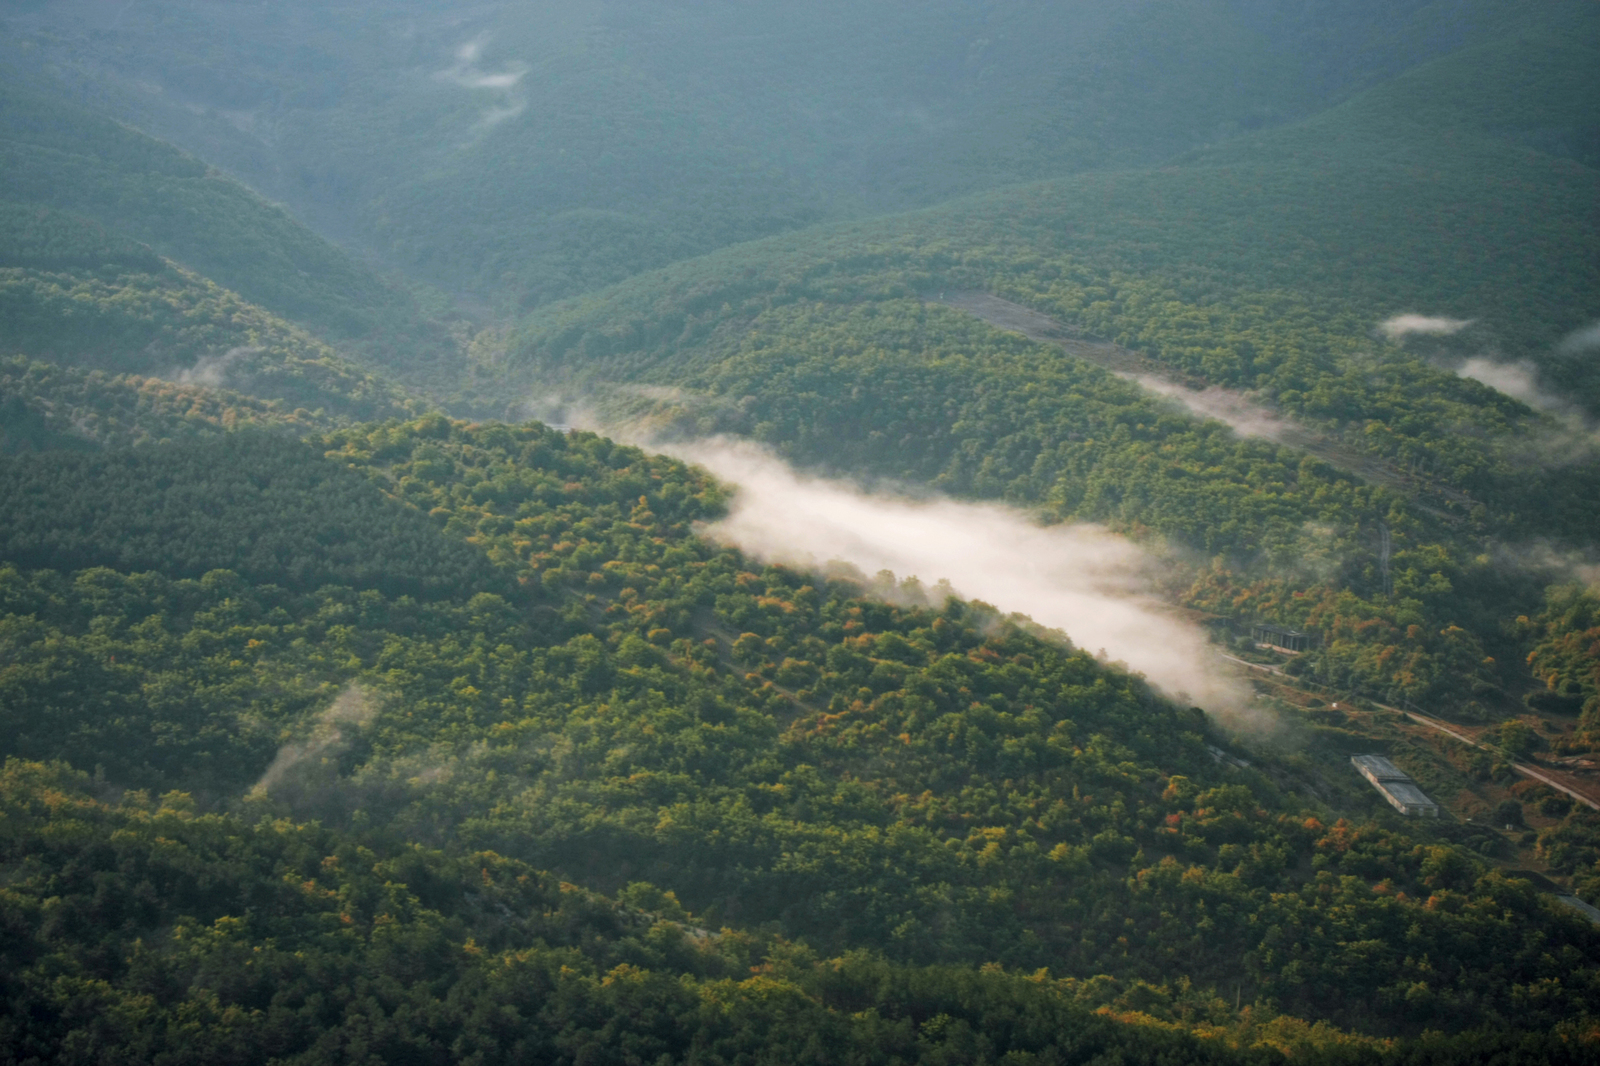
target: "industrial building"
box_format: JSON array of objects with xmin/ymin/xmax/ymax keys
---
[
  {"xmin": 1251, "ymin": 623, "xmax": 1312, "ymax": 652},
  {"xmin": 1351, "ymin": 755, "xmax": 1440, "ymax": 817}
]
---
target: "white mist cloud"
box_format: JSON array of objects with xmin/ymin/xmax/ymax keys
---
[
  {"xmin": 666, "ymin": 438, "xmax": 1251, "ymax": 716},
  {"xmin": 174, "ymin": 345, "xmax": 258, "ymax": 389},
  {"xmin": 1501, "ymin": 542, "xmax": 1600, "ymax": 593},
  {"xmin": 1131, "ymin": 375, "xmax": 1292, "ymax": 443},
  {"xmin": 250, "ymin": 684, "xmax": 375, "ymax": 797},
  {"xmin": 435, "ymin": 33, "xmax": 528, "ymax": 129},
  {"xmin": 1457, "ymin": 357, "xmax": 1600, "ymax": 463},
  {"xmin": 1379, "ymin": 314, "xmax": 1473, "ymax": 340},
  {"xmin": 1457, "ymin": 357, "xmax": 1554, "ymax": 409},
  {"xmin": 439, "ymin": 35, "xmax": 526, "ymax": 89},
  {"xmin": 1558, "ymin": 320, "xmax": 1600, "ymax": 355},
  {"xmin": 478, "ymin": 101, "xmax": 527, "ymax": 127}
]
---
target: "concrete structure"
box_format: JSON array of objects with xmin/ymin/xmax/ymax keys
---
[
  {"xmin": 1251, "ymin": 623, "xmax": 1312, "ymax": 652},
  {"xmin": 1351, "ymin": 755, "xmax": 1440, "ymax": 817},
  {"xmin": 1558, "ymin": 896, "xmax": 1600, "ymax": 926}
]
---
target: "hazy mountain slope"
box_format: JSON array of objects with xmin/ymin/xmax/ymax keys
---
[
  {"xmin": 0, "ymin": 79, "xmax": 409, "ymax": 339},
  {"xmin": 0, "ymin": 355, "xmax": 335, "ymax": 453},
  {"xmin": 494, "ymin": 22, "xmax": 1598, "ymax": 719},
  {"xmin": 0, "ymin": 4, "xmax": 1597, "ymax": 1056},
  {"xmin": 0, "ymin": 73, "xmax": 484, "ymax": 397},
  {"xmin": 2, "ymin": 0, "xmax": 1574, "ymax": 310},
  {"xmin": 0, "ymin": 202, "xmax": 419, "ymax": 425},
  {"xmin": 509, "ymin": 14, "xmax": 1598, "ymax": 374}
]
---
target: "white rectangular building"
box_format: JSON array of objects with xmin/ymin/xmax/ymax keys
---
[{"xmin": 1352, "ymin": 755, "xmax": 1440, "ymax": 817}]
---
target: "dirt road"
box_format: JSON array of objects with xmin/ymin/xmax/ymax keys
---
[{"xmin": 1219, "ymin": 652, "xmax": 1600, "ymax": 811}]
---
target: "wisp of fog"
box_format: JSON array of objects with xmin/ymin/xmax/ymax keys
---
[
  {"xmin": 250, "ymin": 683, "xmax": 375, "ymax": 798},
  {"xmin": 1455, "ymin": 357, "xmax": 1600, "ymax": 464},
  {"xmin": 1558, "ymin": 320, "xmax": 1600, "ymax": 355},
  {"xmin": 667, "ymin": 438, "xmax": 1250, "ymax": 716},
  {"xmin": 1131, "ymin": 375, "xmax": 1292, "ymax": 443},
  {"xmin": 173, "ymin": 345, "xmax": 257, "ymax": 389},
  {"xmin": 1457, "ymin": 357, "xmax": 1560, "ymax": 410},
  {"xmin": 436, "ymin": 34, "xmax": 527, "ymax": 128},
  {"xmin": 1379, "ymin": 313, "xmax": 1472, "ymax": 340}
]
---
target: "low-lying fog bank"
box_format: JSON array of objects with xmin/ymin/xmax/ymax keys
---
[{"xmin": 666, "ymin": 437, "xmax": 1251, "ymax": 716}]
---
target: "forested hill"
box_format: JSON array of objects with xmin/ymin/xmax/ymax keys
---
[
  {"xmin": 0, "ymin": 46, "xmax": 438, "ymax": 426},
  {"xmin": 1, "ymin": 1, "xmax": 1598, "ymax": 1060},
  {"xmin": 494, "ymin": 16, "xmax": 1600, "ymax": 740},
  {"xmin": 509, "ymin": 12, "xmax": 1598, "ymax": 382},
  {"xmin": 0, "ymin": 355, "xmax": 338, "ymax": 453},
  {"xmin": 0, "ymin": 79, "xmax": 401, "ymax": 339},
  {"xmin": 2, "ymin": 417, "xmax": 1599, "ymax": 1061},
  {"xmin": 0, "ymin": 200, "xmax": 421, "ymax": 429},
  {"xmin": 3, "ymin": 0, "xmax": 1582, "ymax": 310},
  {"xmin": 2, "ymin": 761, "xmax": 1317, "ymax": 1066}
]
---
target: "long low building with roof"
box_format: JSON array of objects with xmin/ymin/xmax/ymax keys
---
[
  {"xmin": 1351, "ymin": 754, "xmax": 1440, "ymax": 817},
  {"xmin": 1251, "ymin": 623, "xmax": 1313, "ymax": 652}
]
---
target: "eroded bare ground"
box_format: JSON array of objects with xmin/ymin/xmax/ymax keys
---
[{"xmin": 930, "ymin": 291, "xmax": 1475, "ymax": 519}]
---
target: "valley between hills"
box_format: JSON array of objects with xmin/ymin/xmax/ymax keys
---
[{"xmin": 1, "ymin": 2, "xmax": 1598, "ymax": 1062}]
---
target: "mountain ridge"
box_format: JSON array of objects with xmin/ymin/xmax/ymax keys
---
[{"xmin": 2, "ymin": 4, "xmax": 1599, "ymax": 1058}]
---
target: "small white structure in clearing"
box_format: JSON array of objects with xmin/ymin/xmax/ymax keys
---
[{"xmin": 1352, "ymin": 755, "xmax": 1440, "ymax": 817}]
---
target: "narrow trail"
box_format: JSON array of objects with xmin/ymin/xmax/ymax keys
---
[
  {"xmin": 930, "ymin": 291, "xmax": 1475, "ymax": 520},
  {"xmin": 1219, "ymin": 652, "xmax": 1600, "ymax": 811}
]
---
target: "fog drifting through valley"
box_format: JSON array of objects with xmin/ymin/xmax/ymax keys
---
[
  {"xmin": 1449, "ymin": 319, "xmax": 1600, "ymax": 463},
  {"xmin": 665, "ymin": 437, "xmax": 1251, "ymax": 716}
]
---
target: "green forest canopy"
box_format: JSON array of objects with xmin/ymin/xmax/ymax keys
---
[
  {"xmin": 491, "ymin": 19, "xmax": 1599, "ymax": 730},
  {"xmin": 1, "ymin": 420, "xmax": 1598, "ymax": 1060},
  {"xmin": 6, "ymin": 0, "xmax": 1589, "ymax": 309},
  {"xmin": 0, "ymin": 201, "xmax": 421, "ymax": 420},
  {"xmin": 0, "ymin": 2, "xmax": 1597, "ymax": 1060}
]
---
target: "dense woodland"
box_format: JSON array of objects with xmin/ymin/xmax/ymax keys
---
[
  {"xmin": 1, "ymin": 420, "xmax": 1598, "ymax": 1060},
  {"xmin": 12, "ymin": 758, "xmax": 1600, "ymax": 1066},
  {"xmin": 0, "ymin": 1, "xmax": 1597, "ymax": 1061},
  {"xmin": 1523, "ymin": 586, "xmax": 1600, "ymax": 746},
  {"xmin": 0, "ymin": 203, "xmax": 418, "ymax": 422},
  {"xmin": 0, "ymin": 434, "xmax": 508, "ymax": 597},
  {"xmin": 6, "ymin": 1, "xmax": 1585, "ymax": 312},
  {"xmin": 0, "ymin": 81, "xmax": 405, "ymax": 338},
  {"xmin": 504, "ymin": 20, "xmax": 1600, "ymax": 725},
  {"xmin": 0, "ymin": 355, "xmax": 333, "ymax": 452}
]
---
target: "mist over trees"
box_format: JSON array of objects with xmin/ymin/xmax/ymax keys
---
[{"xmin": 1, "ymin": 1, "xmax": 1598, "ymax": 1061}]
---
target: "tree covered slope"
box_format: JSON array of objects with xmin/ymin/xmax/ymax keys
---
[
  {"xmin": 509, "ymin": 13, "xmax": 1598, "ymax": 377},
  {"xmin": 0, "ymin": 3, "xmax": 1597, "ymax": 1059},
  {"xmin": 0, "ymin": 418, "xmax": 1598, "ymax": 1055},
  {"xmin": 5, "ymin": 758, "xmax": 1598, "ymax": 1066},
  {"xmin": 0, "ymin": 354, "xmax": 338, "ymax": 453},
  {"xmin": 0, "ymin": 79, "xmax": 405, "ymax": 339},
  {"xmin": 5, "ymin": 0, "xmax": 1583, "ymax": 310},
  {"xmin": 491, "ymin": 20, "xmax": 1598, "ymax": 721},
  {"xmin": 0, "ymin": 201, "xmax": 419, "ymax": 426}
]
